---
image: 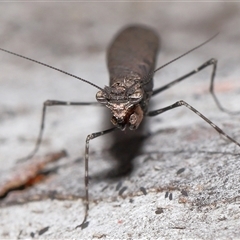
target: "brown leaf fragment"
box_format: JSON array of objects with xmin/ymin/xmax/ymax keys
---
[{"xmin": 0, "ymin": 150, "xmax": 67, "ymax": 197}]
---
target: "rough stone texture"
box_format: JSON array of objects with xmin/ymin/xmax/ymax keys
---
[{"xmin": 0, "ymin": 2, "xmax": 240, "ymax": 239}]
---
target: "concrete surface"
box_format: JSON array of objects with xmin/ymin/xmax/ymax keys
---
[{"xmin": 0, "ymin": 2, "xmax": 240, "ymax": 239}]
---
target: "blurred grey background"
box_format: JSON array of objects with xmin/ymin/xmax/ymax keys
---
[{"xmin": 0, "ymin": 2, "xmax": 240, "ymax": 239}]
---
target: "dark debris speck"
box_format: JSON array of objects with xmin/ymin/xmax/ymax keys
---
[
  {"xmin": 181, "ymin": 190, "xmax": 188, "ymax": 196},
  {"xmin": 38, "ymin": 226, "xmax": 49, "ymax": 236},
  {"xmin": 140, "ymin": 187, "xmax": 147, "ymax": 195},
  {"xmin": 176, "ymin": 168, "xmax": 185, "ymax": 175},
  {"xmin": 155, "ymin": 208, "xmax": 164, "ymax": 214},
  {"xmin": 115, "ymin": 181, "xmax": 122, "ymax": 191},
  {"xmin": 118, "ymin": 186, "xmax": 128, "ymax": 196},
  {"xmin": 165, "ymin": 192, "xmax": 169, "ymax": 198}
]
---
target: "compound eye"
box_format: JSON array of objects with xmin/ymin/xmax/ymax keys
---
[
  {"xmin": 129, "ymin": 89, "xmax": 143, "ymax": 103},
  {"xmin": 96, "ymin": 91, "xmax": 108, "ymax": 104}
]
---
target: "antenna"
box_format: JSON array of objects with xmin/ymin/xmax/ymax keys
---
[
  {"xmin": 0, "ymin": 47, "xmax": 104, "ymax": 91},
  {"xmin": 141, "ymin": 32, "xmax": 219, "ymax": 85}
]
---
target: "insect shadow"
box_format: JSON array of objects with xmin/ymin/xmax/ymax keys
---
[
  {"xmin": 89, "ymin": 109, "xmax": 148, "ymax": 181},
  {"xmin": 107, "ymin": 118, "xmax": 147, "ymax": 178}
]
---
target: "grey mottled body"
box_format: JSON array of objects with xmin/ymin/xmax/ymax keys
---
[{"xmin": 97, "ymin": 26, "xmax": 159, "ymax": 130}]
